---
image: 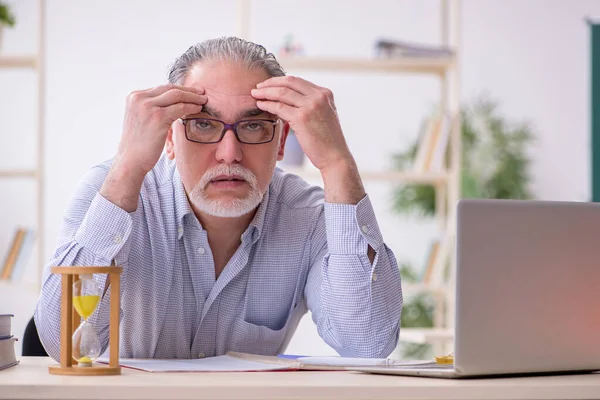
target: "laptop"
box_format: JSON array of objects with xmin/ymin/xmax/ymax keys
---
[{"xmin": 354, "ymin": 198, "xmax": 600, "ymax": 378}]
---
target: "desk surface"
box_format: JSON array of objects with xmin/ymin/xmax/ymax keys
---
[{"xmin": 1, "ymin": 357, "xmax": 600, "ymax": 400}]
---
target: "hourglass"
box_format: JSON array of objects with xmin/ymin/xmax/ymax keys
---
[{"xmin": 48, "ymin": 266, "xmax": 122, "ymax": 376}]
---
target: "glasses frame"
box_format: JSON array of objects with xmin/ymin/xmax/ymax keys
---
[{"xmin": 179, "ymin": 117, "xmax": 281, "ymax": 145}]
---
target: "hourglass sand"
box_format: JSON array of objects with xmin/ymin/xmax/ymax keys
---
[
  {"xmin": 48, "ymin": 266, "xmax": 122, "ymax": 376},
  {"xmin": 72, "ymin": 274, "xmax": 101, "ymax": 366}
]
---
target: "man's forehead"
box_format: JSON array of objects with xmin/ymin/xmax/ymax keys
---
[
  {"xmin": 182, "ymin": 97, "xmax": 272, "ymax": 123},
  {"xmin": 202, "ymin": 83, "xmax": 256, "ymax": 97},
  {"xmin": 200, "ymin": 104, "xmax": 267, "ymax": 119},
  {"xmin": 199, "ymin": 91, "xmax": 268, "ymax": 119},
  {"xmin": 184, "ymin": 62, "xmax": 266, "ymax": 95},
  {"xmin": 182, "ymin": 63, "xmax": 273, "ymax": 119},
  {"xmin": 204, "ymin": 87, "xmax": 255, "ymax": 101}
]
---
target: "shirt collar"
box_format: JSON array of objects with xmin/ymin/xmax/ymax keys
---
[{"xmin": 173, "ymin": 167, "xmax": 270, "ymax": 242}]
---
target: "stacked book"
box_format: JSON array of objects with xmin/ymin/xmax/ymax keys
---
[
  {"xmin": 374, "ymin": 38, "xmax": 454, "ymax": 59},
  {"xmin": 1, "ymin": 228, "xmax": 36, "ymax": 280},
  {"xmin": 0, "ymin": 314, "xmax": 18, "ymax": 371},
  {"xmin": 412, "ymin": 112, "xmax": 452, "ymax": 173}
]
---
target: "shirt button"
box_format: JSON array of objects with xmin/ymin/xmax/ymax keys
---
[
  {"xmin": 372, "ymin": 273, "xmax": 378, "ymax": 282},
  {"xmin": 113, "ymin": 234, "xmax": 122, "ymax": 244},
  {"xmin": 361, "ymin": 225, "xmax": 369, "ymax": 234},
  {"xmin": 198, "ymin": 352, "xmax": 206, "ymax": 358},
  {"xmin": 197, "ymin": 247, "xmax": 205, "ymax": 255},
  {"xmin": 178, "ymin": 226, "xmax": 183, "ymax": 235}
]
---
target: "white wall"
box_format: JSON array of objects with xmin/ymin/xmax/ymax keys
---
[
  {"xmin": 462, "ymin": 0, "xmax": 595, "ymax": 202},
  {"xmin": 1, "ymin": 0, "xmax": 597, "ymax": 357}
]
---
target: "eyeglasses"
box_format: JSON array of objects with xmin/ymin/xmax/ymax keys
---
[{"xmin": 179, "ymin": 117, "xmax": 280, "ymax": 144}]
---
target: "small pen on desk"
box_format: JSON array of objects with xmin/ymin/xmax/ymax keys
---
[{"xmin": 297, "ymin": 356, "xmax": 396, "ymax": 367}]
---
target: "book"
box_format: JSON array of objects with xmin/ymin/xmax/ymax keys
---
[
  {"xmin": 97, "ymin": 352, "xmax": 433, "ymax": 373},
  {"xmin": 412, "ymin": 113, "xmax": 451, "ymax": 173},
  {"xmin": 428, "ymin": 114, "xmax": 451, "ymax": 172},
  {"xmin": 413, "ymin": 115, "xmax": 437, "ymax": 172},
  {"xmin": 374, "ymin": 38, "xmax": 454, "ymax": 59},
  {"xmin": 0, "ymin": 229, "xmax": 26, "ymax": 280},
  {"xmin": 0, "ymin": 228, "xmax": 35, "ymax": 281},
  {"xmin": 0, "ymin": 337, "xmax": 18, "ymax": 371},
  {"xmin": 421, "ymin": 239, "xmax": 441, "ymax": 284},
  {"xmin": 0, "ymin": 315, "xmax": 18, "ymax": 371},
  {"xmin": 0, "ymin": 314, "xmax": 13, "ymax": 339}
]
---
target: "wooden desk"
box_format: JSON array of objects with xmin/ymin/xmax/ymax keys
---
[{"xmin": 1, "ymin": 357, "xmax": 600, "ymax": 400}]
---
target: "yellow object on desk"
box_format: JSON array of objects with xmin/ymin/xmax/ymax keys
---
[{"xmin": 435, "ymin": 353, "xmax": 454, "ymax": 365}]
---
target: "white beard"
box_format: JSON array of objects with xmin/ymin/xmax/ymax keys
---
[{"xmin": 189, "ymin": 164, "xmax": 264, "ymax": 218}]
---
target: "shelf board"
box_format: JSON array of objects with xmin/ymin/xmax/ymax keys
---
[
  {"xmin": 0, "ymin": 280, "xmax": 39, "ymax": 294},
  {"xmin": 402, "ymin": 283, "xmax": 449, "ymax": 294},
  {"xmin": 278, "ymin": 56, "xmax": 454, "ymax": 75},
  {"xmin": 282, "ymin": 167, "xmax": 448, "ymax": 184},
  {"xmin": 0, "ymin": 169, "xmax": 38, "ymax": 178},
  {"xmin": 0, "ymin": 55, "xmax": 37, "ymax": 69},
  {"xmin": 399, "ymin": 328, "xmax": 454, "ymax": 345}
]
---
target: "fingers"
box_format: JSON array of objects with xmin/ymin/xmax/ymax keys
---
[
  {"xmin": 126, "ymin": 85, "xmax": 205, "ymax": 112},
  {"xmin": 127, "ymin": 84, "xmax": 203, "ymax": 104},
  {"xmin": 255, "ymin": 76, "xmax": 335, "ymax": 107},
  {"xmin": 251, "ymin": 86, "xmax": 304, "ymax": 108},
  {"xmin": 151, "ymin": 89, "xmax": 208, "ymax": 108},
  {"xmin": 256, "ymin": 76, "xmax": 318, "ymax": 95},
  {"xmin": 255, "ymin": 100, "xmax": 297, "ymax": 122}
]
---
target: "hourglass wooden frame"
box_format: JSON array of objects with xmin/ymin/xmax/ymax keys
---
[{"xmin": 48, "ymin": 266, "xmax": 122, "ymax": 376}]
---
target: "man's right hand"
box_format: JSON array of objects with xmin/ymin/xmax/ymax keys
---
[
  {"xmin": 100, "ymin": 84, "xmax": 207, "ymax": 212},
  {"xmin": 118, "ymin": 84, "xmax": 207, "ymax": 176}
]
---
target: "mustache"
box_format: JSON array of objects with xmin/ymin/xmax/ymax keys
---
[{"xmin": 198, "ymin": 164, "xmax": 258, "ymax": 190}]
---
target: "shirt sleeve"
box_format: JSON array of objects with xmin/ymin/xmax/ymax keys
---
[
  {"xmin": 34, "ymin": 161, "xmax": 136, "ymax": 362},
  {"xmin": 304, "ymin": 194, "xmax": 403, "ymax": 358}
]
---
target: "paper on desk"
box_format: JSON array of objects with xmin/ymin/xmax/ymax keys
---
[
  {"xmin": 229, "ymin": 352, "xmax": 436, "ymax": 369},
  {"xmin": 97, "ymin": 355, "xmax": 299, "ymax": 373},
  {"xmin": 97, "ymin": 353, "xmax": 435, "ymax": 372}
]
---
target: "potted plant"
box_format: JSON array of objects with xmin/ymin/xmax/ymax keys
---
[
  {"xmin": 393, "ymin": 93, "xmax": 536, "ymax": 359},
  {"xmin": 0, "ymin": 2, "xmax": 16, "ymax": 52},
  {"xmin": 392, "ymin": 93, "xmax": 535, "ymax": 216}
]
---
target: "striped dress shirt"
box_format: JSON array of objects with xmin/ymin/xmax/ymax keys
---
[{"xmin": 34, "ymin": 154, "xmax": 403, "ymax": 360}]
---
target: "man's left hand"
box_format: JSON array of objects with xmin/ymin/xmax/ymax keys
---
[{"xmin": 251, "ymin": 76, "xmax": 351, "ymax": 172}]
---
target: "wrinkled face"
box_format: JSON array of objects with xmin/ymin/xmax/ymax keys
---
[{"xmin": 166, "ymin": 62, "xmax": 288, "ymax": 218}]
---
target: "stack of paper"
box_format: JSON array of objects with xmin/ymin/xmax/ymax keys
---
[{"xmin": 98, "ymin": 352, "xmax": 434, "ymax": 373}]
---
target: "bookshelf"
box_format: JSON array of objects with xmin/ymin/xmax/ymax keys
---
[
  {"xmin": 236, "ymin": 0, "xmax": 461, "ymax": 354},
  {"xmin": 0, "ymin": 55, "xmax": 37, "ymax": 68},
  {"xmin": 0, "ymin": 169, "xmax": 38, "ymax": 178},
  {"xmin": 0, "ymin": 0, "xmax": 46, "ymax": 292}
]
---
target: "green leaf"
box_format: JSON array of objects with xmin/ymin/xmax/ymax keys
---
[
  {"xmin": 0, "ymin": 3, "xmax": 16, "ymax": 27},
  {"xmin": 390, "ymin": 93, "xmax": 536, "ymax": 217}
]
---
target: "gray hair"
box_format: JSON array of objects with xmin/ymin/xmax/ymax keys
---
[{"xmin": 167, "ymin": 36, "xmax": 286, "ymax": 85}]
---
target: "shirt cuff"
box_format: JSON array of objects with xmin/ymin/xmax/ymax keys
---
[
  {"xmin": 324, "ymin": 194, "xmax": 384, "ymax": 254},
  {"xmin": 74, "ymin": 192, "xmax": 134, "ymax": 265}
]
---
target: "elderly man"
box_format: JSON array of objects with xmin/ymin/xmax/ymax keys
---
[{"xmin": 35, "ymin": 36, "xmax": 403, "ymax": 361}]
